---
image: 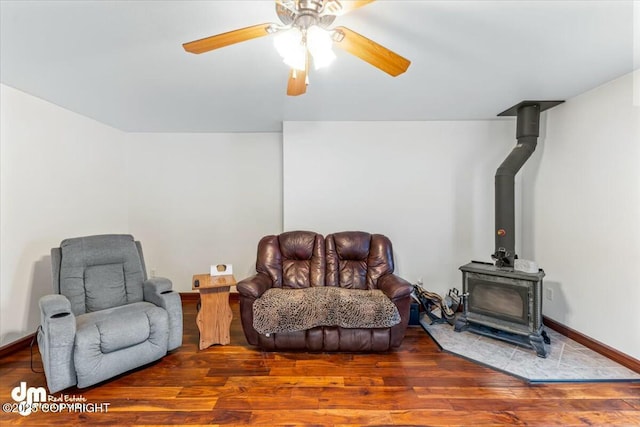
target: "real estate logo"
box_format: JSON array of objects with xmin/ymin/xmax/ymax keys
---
[
  {"xmin": 2, "ymin": 381, "xmax": 110, "ymax": 417},
  {"xmin": 6, "ymin": 382, "xmax": 46, "ymax": 416}
]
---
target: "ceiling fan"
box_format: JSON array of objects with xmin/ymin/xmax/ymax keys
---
[{"xmin": 182, "ymin": 0, "xmax": 411, "ymax": 96}]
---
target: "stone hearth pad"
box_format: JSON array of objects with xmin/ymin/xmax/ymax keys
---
[{"xmin": 421, "ymin": 314, "xmax": 640, "ymax": 382}]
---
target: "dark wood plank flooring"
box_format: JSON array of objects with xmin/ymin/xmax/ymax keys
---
[{"xmin": 1, "ymin": 298, "xmax": 638, "ymax": 426}]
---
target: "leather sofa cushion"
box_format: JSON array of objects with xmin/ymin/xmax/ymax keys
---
[
  {"xmin": 326, "ymin": 232, "xmax": 395, "ymax": 289},
  {"xmin": 256, "ymin": 231, "xmax": 325, "ymax": 289}
]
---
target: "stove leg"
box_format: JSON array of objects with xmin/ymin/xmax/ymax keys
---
[
  {"xmin": 529, "ymin": 333, "xmax": 548, "ymax": 358},
  {"xmin": 454, "ymin": 315, "xmax": 469, "ymax": 332}
]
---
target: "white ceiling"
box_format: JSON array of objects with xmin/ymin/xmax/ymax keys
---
[{"xmin": 0, "ymin": 1, "xmax": 636, "ymax": 132}]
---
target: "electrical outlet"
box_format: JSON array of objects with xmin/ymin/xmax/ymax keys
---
[
  {"xmin": 150, "ymin": 269, "xmax": 156, "ymax": 278},
  {"xmin": 545, "ymin": 287, "xmax": 553, "ymax": 301},
  {"xmin": 417, "ymin": 277, "xmax": 423, "ymax": 287}
]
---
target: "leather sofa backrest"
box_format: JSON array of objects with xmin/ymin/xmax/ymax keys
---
[
  {"xmin": 256, "ymin": 231, "xmax": 325, "ymax": 289},
  {"xmin": 57, "ymin": 234, "xmax": 145, "ymax": 315},
  {"xmin": 326, "ymin": 232, "xmax": 394, "ymax": 290}
]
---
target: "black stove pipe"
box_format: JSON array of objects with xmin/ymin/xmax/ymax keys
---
[
  {"xmin": 492, "ymin": 105, "xmax": 540, "ymax": 267},
  {"xmin": 492, "ymin": 101, "xmax": 563, "ymax": 268}
]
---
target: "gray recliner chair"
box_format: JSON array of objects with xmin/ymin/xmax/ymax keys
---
[{"xmin": 37, "ymin": 234, "xmax": 183, "ymax": 393}]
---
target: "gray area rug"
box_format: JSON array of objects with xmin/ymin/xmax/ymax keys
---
[{"xmin": 420, "ymin": 314, "xmax": 640, "ymax": 383}]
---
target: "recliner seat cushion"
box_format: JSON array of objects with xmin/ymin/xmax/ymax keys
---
[{"xmin": 73, "ymin": 301, "xmax": 168, "ymax": 387}]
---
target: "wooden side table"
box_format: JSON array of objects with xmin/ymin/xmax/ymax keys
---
[{"xmin": 192, "ymin": 274, "xmax": 235, "ymax": 350}]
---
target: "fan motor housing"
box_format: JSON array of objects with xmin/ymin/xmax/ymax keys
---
[{"xmin": 276, "ymin": 0, "xmax": 337, "ymax": 29}]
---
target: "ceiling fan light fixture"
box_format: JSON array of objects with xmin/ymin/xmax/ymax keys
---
[
  {"xmin": 274, "ymin": 28, "xmax": 306, "ymax": 70},
  {"xmin": 182, "ymin": 0, "xmax": 410, "ymax": 96},
  {"xmin": 306, "ymin": 25, "xmax": 336, "ymax": 69}
]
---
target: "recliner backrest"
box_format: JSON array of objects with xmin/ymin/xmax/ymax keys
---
[
  {"xmin": 256, "ymin": 231, "xmax": 325, "ymax": 289},
  {"xmin": 57, "ymin": 234, "xmax": 146, "ymax": 315},
  {"xmin": 326, "ymin": 232, "xmax": 394, "ymax": 290}
]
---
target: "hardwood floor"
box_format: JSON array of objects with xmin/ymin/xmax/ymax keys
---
[{"xmin": 1, "ymin": 298, "xmax": 638, "ymax": 426}]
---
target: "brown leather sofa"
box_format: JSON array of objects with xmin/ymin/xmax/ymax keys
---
[{"xmin": 237, "ymin": 231, "xmax": 413, "ymax": 351}]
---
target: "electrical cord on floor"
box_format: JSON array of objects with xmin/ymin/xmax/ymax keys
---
[{"xmin": 30, "ymin": 326, "xmax": 43, "ymax": 373}]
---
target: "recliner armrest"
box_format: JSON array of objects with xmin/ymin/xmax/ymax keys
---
[
  {"xmin": 40, "ymin": 294, "xmax": 73, "ymax": 319},
  {"xmin": 143, "ymin": 277, "xmax": 183, "ymax": 351},
  {"xmin": 377, "ymin": 274, "xmax": 413, "ymax": 301},
  {"xmin": 38, "ymin": 294, "xmax": 76, "ymax": 393},
  {"xmin": 143, "ymin": 277, "xmax": 173, "ymax": 297},
  {"xmin": 237, "ymin": 273, "xmax": 273, "ymax": 299}
]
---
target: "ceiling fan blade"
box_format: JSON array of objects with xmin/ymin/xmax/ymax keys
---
[
  {"xmin": 287, "ymin": 68, "xmax": 307, "ymax": 96},
  {"xmin": 287, "ymin": 51, "xmax": 309, "ymax": 96},
  {"xmin": 333, "ymin": 0, "xmax": 375, "ymax": 15},
  {"xmin": 183, "ymin": 23, "xmax": 274, "ymax": 54},
  {"xmin": 333, "ymin": 26, "xmax": 410, "ymax": 76}
]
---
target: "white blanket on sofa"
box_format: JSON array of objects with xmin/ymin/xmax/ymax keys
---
[{"xmin": 252, "ymin": 286, "xmax": 401, "ymax": 335}]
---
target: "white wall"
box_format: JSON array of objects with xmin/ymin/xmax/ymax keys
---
[
  {"xmin": 124, "ymin": 132, "xmax": 283, "ymax": 292},
  {"xmin": 525, "ymin": 71, "xmax": 640, "ymax": 360},
  {"xmin": 283, "ymin": 121, "xmax": 514, "ymax": 292},
  {"xmin": 0, "ymin": 84, "xmax": 129, "ymax": 346},
  {"xmin": 1, "ymin": 85, "xmax": 283, "ymax": 346}
]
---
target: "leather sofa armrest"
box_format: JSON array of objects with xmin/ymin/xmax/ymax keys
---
[
  {"xmin": 378, "ymin": 274, "xmax": 413, "ymax": 350},
  {"xmin": 237, "ymin": 273, "xmax": 273, "ymax": 299},
  {"xmin": 378, "ymin": 274, "xmax": 413, "ymax": 301}
]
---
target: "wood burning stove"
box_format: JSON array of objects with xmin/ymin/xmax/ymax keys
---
[
  {"xmin": 455, "ymin": 261, "xmax": 549, "ymax": 357},
  {"xmin": 455, "ymin": 100, "xmax": 562, "ymax": 358}
]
